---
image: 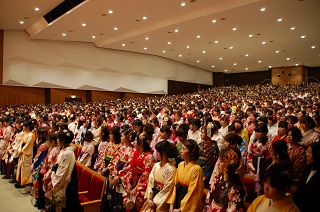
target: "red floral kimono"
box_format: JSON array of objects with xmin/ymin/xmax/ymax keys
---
[{"xmin": 122, "ymin": 149, "xmax": 155, "ymax": 211}]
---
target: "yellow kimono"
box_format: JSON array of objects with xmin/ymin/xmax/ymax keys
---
[
  {"xmin": 143, "ymin": 161, "xmax": 176, "ymax": 212},
  {"xmin": 247, "ymin": 195, "xmax": 300, "ymax": 212},
  {"xmin": 16, "ymin": 131, "xmax": 35, "ymax": 185},
  {"xmin": 167, "ymin": 161, "xmax": 204, "ymax": 212}
]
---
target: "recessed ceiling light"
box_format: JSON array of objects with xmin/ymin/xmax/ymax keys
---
[
  {"xmin": 249, "ymin": 34, "xmax": 253, "ymax": 37},
  {"xmin": 142, "ymin": 16, "xmax": 147, "ymax": 20},
  {"xmin": 92, "ymin": 35, "xmax": 96, "ymax": 39},
  {"xmin": 163, "ymin": 50, "xmax": 166, "ymax": 53},
  {"xmin": 181, "ymin": 2, "xmax": 186, "ymax": 6},
  {"xmin": 225, "ymin": 70, "xmax": 227, "ymax": 72},
  {"xmin": 175, "ymin": 29, "xmax": 179, "ymax": 32},
  {"xmin": 234, "ymin": 63, "xmax": 237, "ymax": 66},
  {"xmin": 232, "ymin": 27, "xmax": 237, "ymax": 31},
  {"xmin": 108, "ymin": 10, "xmax": 113, "ymax": 14},
  {"xmin": 311, "ymin": 46, "xmax": 316, "ymax": 49},
  {"xmin": 62, "ymin": 33, "xmax": 67, "ymax": 36},
  {"xmin": 122, "ymin": 44, "xmax": 125, "ymax": 47},
  {"xmin": 295, "ymin": 64, "xmax": 299, "ymax": 66},
  {"xmin": 301, "ymin": 35, "xmax": 306, "ymax": 38},
  {"xmin": 262, "ymin": 41, "xmax": 266, "ymax": 44},
  {"xmin": 215, "ymin": 40, "xmax": 218, "ymax": 43},
  {"xmin": 287, "ymin": 58, "xmax": 290, "ymax": 60},
  {"xmin": 19, "ymin": 21, "xmax": 24, "ymax": 24},
  {"xmin": 114, "ymin": 27, "xmax": 118, "ymax": 30},
  {"xmin": 291, "ymin": 27, "xmax": 295, "ymax": 30},
  {"xmin": 168, "ymin": 41, "xmax": 171, "ymax": 45},
  {"xmin": 197, "ymin": 60, "xmax": 200, "ymax": 63},
  {"xmin": 258, "ymin": 60, "xmax": 262, "ymax": 63},
  {"xmin": 275, "ymin": 50, "xmax": 280, "ymax": 53},
  {"xmin": 186, "ymin": 46, "xmax": 190, "ymax": 48},
  {"xmin": 260, "ymin": 8, "xmax": 266, "ymax": 12},
  {"xmin": 219, "ymin": 57, "xmax": 223, "ymax": 60},
  {"xmin": 179, "ymin": 54, "xmax": 182, "ymax": 57},
  {"xmin": 196, "ymin": 35, "xmax": 200, "ymax": 38},
  {"xmin": 229, "ymin": 46, "xmax": 233, "ymax": 49},
  {"xmin": 145, "ymin": 37, "xmax": 149, "ymax": 40},
  {"xmin": 212, "ymin": 65, "xmax": 215, "ymax": 68},
  {"xmin": 212, "ymin": 19, "xmax": 217, "ymax": 23},
  {"xmin": 144, "ymin": 47, "xmax": 147, "ymax": 50},
  {"xmin": 34, "ymin": 7, "xmax": 40, "ymax": 11},
  {"xmin": 82, "ymin": 23, "xmax": 86, "ymax": 27},
  {"xmin": 269, "ymin": 66, "xmax": 272, "ymax": 68},
  {"xmin": 202, "ymin": 51, "xmax": 206, "ymax": 53},
  {"xmin": 245, "ymin": 54, "xmax": 249, "ymax": 57},
  {"xmin": 277, "ymin": 18, "xmax": 282, "ymax": 22}
]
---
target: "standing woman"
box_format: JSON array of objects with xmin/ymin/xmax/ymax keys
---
[
  {"xmin": 15, "ymin": 120, "xmax": 35, "ymax": 192},
  {"xmin": 93, "ymin": 126, "xmax": 110, "ymax": 173},
  {"xmin": 142, "ymin": 140, "xmax": 178, "ymax": 212},
  {"xmin": 206, "ymin": 146, "xmax": 246, "ymax": 212},
  {"xmin": 299, "ymin": 115, "xmax": 320, "ymax": 147},
  {"xmin": 49, "ymin": 129, "xmax": 81, "ymax": 212},
  {"xmin": 294, "ymin": 142, "xmax": 320, "ymax": 212},
  {"xmin": 123, "ymin": 132, "xmax": 156, "ymax": 211},
  {"xmin": 167, "ymin": 139, "xmax": 204, "ymax": 212}
]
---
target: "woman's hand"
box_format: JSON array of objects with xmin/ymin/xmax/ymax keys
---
[
  {"xmin": 112, "ymin": 176, "xmax": 120, "ymax": 186},
  {"xmin": 169, "ymin": 204, "xmax": 174, "ymax": 212},
  {"xmin": 130, "ymin": 187, "xmax": 137, "ymax": 196},
  {"xmin": 147, "ymin": 199, "xmax": 155, "ymax": 209},
  {"xmin": 48, "ymin": 182, "xmax": 53, "ymax": 190}
]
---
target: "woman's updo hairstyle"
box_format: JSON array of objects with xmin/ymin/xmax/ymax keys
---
[
  {"xmin": 155, "ymin": 140, "xmax": 178, "ymax": 159},
  {"xmin": 182, "ymin": 139, "xmax": 200, "ymax": 161},
  {"xmin": 58, "ymin": 129, "xmax": 74, "ymax": 144}
]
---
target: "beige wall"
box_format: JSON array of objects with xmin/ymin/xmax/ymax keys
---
[{"xmin": 271, "ymin": 66, "xmax": 306, "ymax": 85}]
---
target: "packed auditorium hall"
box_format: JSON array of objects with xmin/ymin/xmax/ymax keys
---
[{"xmin": 0, "ymin": 0, "xmax": 320, "ymax": 212}]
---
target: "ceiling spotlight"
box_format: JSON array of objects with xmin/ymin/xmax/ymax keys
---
[
  {"xmin": 82, "ymin": 23, "xmax": 86, "ymax": 27},
  {"xmin": 229, "ymin": 46, "xmax": 233, "ymax": 49},
  {"xmin": 260, "ymin": 8, "xmax": 266, "ymax": 12},
  {"xmin": 181, "ymin": 2, "xmax": 186, "ymax": 6},
  {"xmin": 245, "ymin": 54, "xmax": 249, "ymax": 57},
  {"xmin": 34, "ymin": 7, "xmax": 40, "ymax": 11},
  {"xmin": 295, "ymin": 64, "xmax": 299, "ymax": 66},
  {"xmin": 179, "ymin": 54, "xmax": 182, "ymax": 57},
  {"xmin": 212, "ymin": 65, "xmax": 215, "ymax": 68},
  {"xmin": 122, "ymin": 44, "xmax": 126, "ymax": 47},
  {"xmin": 215, "ymin": 40, "xmax": 218, "ymax": 43},
  {"xmin": 196, "ymin": 35, "xmax": 201, "ymax": 38},
  {"xmin": 249, "ymin": 34, "xmax": 253, "ymax": 37},
  {"xmin": 212, "ymin": 19, "xmax": 217, "ymax": 23},
  {"xmin": 142, "ymin": 16, "xmax": 147, "ymax": 20},
  {"xmin": 219, "ymin": 57, "xmax": 223, "ymax": 60},
  {"xmin": 108, "ymin": 10, "xmax": 113, "ymax": 14},
  {"xmin": 202, "ymin": 51, "xmax": 206, "ymax": 53},
  {"xmin": 269, "ymin": 66, "xmax": 272, "ymax": 68},
  {"xmin": 287, "ymin": 58, "xmax": 290, "ymax": 60},
  {"xmin": 262, "ymin": 41, "xmax": 266, "ymax": 44},
  {"xmin": 145, "ymin": 37, "xmax": 149, "ymax": 40},
  {"xmin": 175, "ymin": 29, "xmax": 179, "ymax": 32},
  {"xmin": 301, "ymin": 35, "xmax": 306, "ymax": 38},
  {"xmin": 168, "ymin": 41, "xmax": 171, "ymax": 45},
  {"xmin": 114, "ymin": 27, "xmax": 118, "ymax": 30},
  {"xmin": 186, "ymin": 46, "xmax": 190, "ymax": 48},
  {"xmin": 275, "ymin": 50, "xmax": 280, "ymax": 53},
  {"xmin": 277, "ymin": 18, "xmax": 282, "ymax": 22},
  {"xmin": 311, "ymin": 46, "xmax": 316, "ymax": 49},
  {"xmin": 163, "ymin": 50, "xmax": 166, "ymax": 53},
  {"xmin": 144, "ymin": 47, "xmax": 147, "ymax": 50},
  {"xmin": 197, "ymin": 60, "xmax": 200, "ymax": 63},
  {"xmin": 224, "ymin": 70, "xmax": 227, "ymax": 72},
  {"xmin": 258, "ymin": 60, "xmax": 262, "ymax": 63},
  {"xmin": 245, "ymin": 68, "xmax": 248, "ymax": 70},
  {"xmin": 92, "ymin": 36, "xmax": 96, "ymax": 39},
  {"xmin": 19, "ymin": 21, "xmax": 24, "ymax": 24},
  {"xmin": 232, "ymin": 27, "xmax": 237, "ymax": 31},
  {"xmin": 234, "ymin": 63, "xmax": 237, "ymax": 66},
  {"xmin": 62, "ymin": 33, "xmax": 67, "ymax": 36},
  {"xmin": 290, "ymin": 27, "xmax": 295, "ymax": 30}
]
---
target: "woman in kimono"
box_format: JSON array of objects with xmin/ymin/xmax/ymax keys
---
[
  {"xmin": 142, "ymin": 140, "xmax": 178, "ymax": 212},
  {"xmin": 206, "ymin": 146, "xmax": 246, "ymax": 212},
  {"xmin": 93, "ymin": 126, "xmax": 110, "ymax": 173},
  {"xmin": 248, "ymin": 163, "xmax": 299, "ymax": 212},
  {"xmin": 167, "ymin": 139, "xmax": 204, "ymax": 212},
  {"xmin": 123, "ymin": 132, "xmax": 156, "ymax": 211},
  {"xmin": 300, "ymin": 115, "xmax": 320, "ymax": 147},
  {"xmin": 49, "ymin": 129, "xmax": 81, "ymax": 212},
  {"xmin": 15, "ymin": 120, "xmax": 35, "ymax": 193},
  {"xmin": 77, "ymin": 131, "xmax": 95, "ymax": 168}
]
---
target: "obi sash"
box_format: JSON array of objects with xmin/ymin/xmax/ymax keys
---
[
  {"xmin": 117, "ymin": 161, "xmax": 126, "ymax": 173},
  {"xmin": 132, "ymin": 166, "xmax": 144, "ymax": 187},
  {"xmin": 174, "ymin": 182, "xmax": 188, "ymax": 209},
  {"xmin": 152, "ymin": 181, "xmax": 164, "ymax": 199}
]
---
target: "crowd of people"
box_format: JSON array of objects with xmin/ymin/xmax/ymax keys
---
[{"xmin": 0, "ymin": 82, "xmax": 319, "ymax": 212}]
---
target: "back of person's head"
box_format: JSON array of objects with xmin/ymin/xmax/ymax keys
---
[
  {"xmin": 101, "ymin": 126, "xmax": 110, "ymax": 141},
  {"xmin": 264, "ymin": 162, "xmax": 292, "ymax": 194},
  {"xmin": 272, "ymin": 140, "xmax": 289, "ymax": 161},
  {"xmin": 84, "ymin": 130, "xmax": 94, "ymax": 142},
  {"xmin": 58, "ymin": 129, "xmax": 74, "ymax": 144},
  {"xmin": 278, "ymin": 121, "xmax": 288, "ymax": 130},
  {"xmin": 143, "ymin": 123, "xmax": 155, "ymax": 138},
  {"xmin": 258, "ymin": 116, "xmax": 268, "ymax": 124},
  {"xmin": 182, "ymin": 139, "xmax": 200, "ymax": 161},
  {"xmin": 300, "ymin": 115, "xmax": 316, "ymax": 129},
  {"xmin": 189, "ymin": 118, "xmax": 201, "ymax": 129},
  {"xmin": 155, "ymin": 140, "xmax": 178, "ymax": 159},
  {"xmin": 254, "ymin": 123, "xmax": 268, "ymax": 134},
  {"xmin": 287, "ymin": 115, "xmax": 298, "ymax": 124},
  {"xmin": 46, "ymin": 133, "xmax": 58, "ymax": 145},
  {"xmin": 137, "ymin": 132, "xmax": 151, "ymax": 152},
  {"xmin": 132, "ymin": 119, "xmax": 143, "ymax": 127},
  {"xmin": 110, "ymin": 126, "xmax": 121, "ymax": 144},
  {"xmin": 224, "ymin": 133, "xmax": 243, "ymax": 147}
]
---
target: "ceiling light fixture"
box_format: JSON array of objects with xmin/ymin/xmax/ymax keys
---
[
  {"xmin": 234, "ymin": 63, "xmax": 237, "ymax": 66},
  {"xmin": 186, "ymin": 46, "xmax": 190, "ymax": 48},
  {"xmin": 82, "ymin": 23, "xmax": 86, "ymax": 27},
  {"xmin": 19, "ymin": 21, "xmax": 24, "ymax": 24},
  {"xmin": 144, "ymin": 47, "xmax": 147, "ymax": 50},
  {"xmin": 175, "ymin": 29, "xmax": 179, "ymax": 32},
  {"xmin": 277, "ymin": 18, "xmax": 282, "ymax": 22},
  {"xmin": 62, "ymin": 33, "xmax": 66, "ymax": 36},
  {"xmin": 197, "ymin": 60, "xmax": 200, "ymax": 63},
  {"xmin": 262, "ymin": 41, "xmax": 266, "ymax": 44},
  {"xmin": 212, "ymin": 19, "xmax": 217, "ymax": 23},
  {"xmin": 168, "ymin": 41, "xmax": 171, "ymax": 44},
  {"xmin": 212, "ymin": 65, "xmax": 215, "ymax": 68},
  {"xmin": 142, "ymin": 16, "xmax": 147, "ymax": 20},
  {"xmin": 260, "ymin": 8, "xmax": 266, "ymax": 11},
  {"xmin": 249, "ymin": 34, "xmax": 253, "ymax": 37},
  {"xmin": 202, "ymin": 51, "xmax": 206, "ymax": 53},
  {"xmin": 215, "ymin": 40, "xmax": 218, "ymax": 43},
  {"xmin": 181, "ymin": 2, "xmax": 186, "ymax": 6},
  {"xmin": 230, "ymin": 46, "xmax": 233, "ymax": 49},
  {"xmin": 225, "ymin": 70, "xmax": 227, "ymax": 72},
  {"xmin": 295, "ymin": 64, "xmax": 299, "ymax": 66},
  {"xmin": 145, "ymin": 37, "xmax": 149, "ymax": 40},
  {"xmin": 108, "ymin": 10, "xmax": 113, "ymax": 14},
  {"xmin": 258, "ymin": 60, "xmax": 262, "ymax": 63},
  {"xmin": 114, "ymin": 27, "xmax": 118, "ymax": 30},
  {"xmin": 275, "ymin": 50, "xmax": 280, "ymax": 53},
  {"xmin": 219, "ymin": 57, "xmax": 223, "ymax": 60},
  {"xmin": 287, "ymin": 58, "xmax": 290, "ymax": 60},
  {"xmin": 311, "ymin": 46, "xmax": 316, "ymax": 49},
  {"xmin": 196, "ymin": 35, "xmax": 201, "ymax": 38},
  {"xmin": 179, "ymin": 54, "xmax": 182, "ymax": 57},
  {"xmin": 122, "ymin": 44, "xmax": 125, "ymax": 47},
  {"xmin": 245, "ymin": 54, "xmax": 249, "ymax": 57},
  {"xmin": 163, "ymin": 50, "xmax": 166, "ymax": 53},
  {"xmin": 300, "ymin": 35, "xmax": 306, "ymax": 38},
  {"xmin": 34, "ymin": 7, "xmax": 40, "ymax": 11},
  {"xmin": 232, "ymin": 27, "xmax": 237, "ymax": 31},
  {"xmin": 246, "ymin": 68, "xmax": 248, "ymax": 70},
  {"xmin": 291, "ymin": 27, "xmax": 295, "ymax": 30},
  {"xmin": 92, "ymin": 36, "xmax": 96, "ymax": 39}
]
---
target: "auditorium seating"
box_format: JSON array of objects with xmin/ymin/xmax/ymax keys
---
[{"xmin": 76, "ymin": 162, "xmax": 106, "ymax": 212}]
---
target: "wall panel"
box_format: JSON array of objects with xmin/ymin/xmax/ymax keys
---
[
  {"xmin": 92, "ymin": 91, "xmax": 122, "ymax": 102},
  {"xmin": 225, "ymin": 70, "xmax": 270, "ymax": 86},
  {"xmin": 50, "ymin": 89, "xmax": 87, "ymax": 104},
  {"xmin": 271, "ymin": 66, "xmax": 306, "ymax": 85},
  {"xmin": 168, "ymin": 80, "xmax": 212, "ymax": 95}
]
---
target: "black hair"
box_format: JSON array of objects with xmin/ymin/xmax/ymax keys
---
[
  {"xmin": 143, "ymin": 123, "xmax": 155, "ymax": 138},
  {"xmin": 287, "ymin": 115, "xmax": 298, "ymax": 124},
  {"xmin": 58, "ymin": 129, "xmax": 74, "ymax": 144},
  {"xmin": 37, "ymin": 127, "xmax": 49, "ymax": 145},
  {"xmin": 137, "ymin": 133, "xmax": 152, "ymax": 152},
  {"xmin": 258, "ymin": 116, "xmax": 268, "ymax": 124},
  {"xmin": 264, "ymin": 162, "xmax": 292, "ymax": 193},
  {"xmin": 132, "ymin": 119, "xmax": 143, "ymax": 127},
  {"xmin": 46, "ymin": 133, "xmax": 58, "ymax": 145},
  {"xmin": 271, "ymin": 140, "xmax": 290, "ymax": 161},
  {"xmin": 101, "ymin": 126, "xmax": 110, "ymax": 142},
  {"xmin": 310, "ymin": 142, "xmax": 320, "ymax": 170},
  {"xmin": 254, "ymin": 123, "xmax": 268, "ymax": 145},
  {"xmin": 155, "ymin": 140, "xmax": 178, "ymax": 159},
  {"xmin": 189, "ymin": 118, "xmax": 201, "ymax": 129},
  {"xmin": 287, "ymin": 127, "xmax": 302, "ymax": 144},
  {"xmin": 224, "ymin": 133, "xmax": 243, "ymax": 147},
  {"xmin": 84, "ymin": 130, "xmax": 94, "ymax": 142},
  {"xmin": 182, "ymin": 139, "xmax": 200, "ymax": 161},
  {"xmin": 278, "ymin": 121, "xmax": 289, "ymax": 130},
  {"xmin": 110, "ymin": 126, "xmax": 121, "ymax": 144},
  {"xmin": 299, "ymin": 115, "xmax": 316, "ymax": 129},
  {"xmin": 160, "ymin": 125, "xmax": 171, "ymax": 135}
]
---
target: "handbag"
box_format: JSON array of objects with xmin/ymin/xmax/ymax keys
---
[{"xmin": 50, "ymin": 185, "xmax": 67, "ymax": 208}]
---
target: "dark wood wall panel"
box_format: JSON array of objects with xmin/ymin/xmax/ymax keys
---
[
  {"xmin": 272, "ymin": 66, "xmax": 305, "ymax": 85},
  {"xmin": 308, "ymin": 67, "xmax": 320, "ymax": 83},
  {"xmin": 168, "ymin": 80, "xmax": 212, "ymax": 95},
  {"xmin": 50, "ymin": 89, "xmax": 87, "ymax": 104},
  {"xmin": 0, "ymin": 85, "xmax": 45, "ymax": 107},
  {"xmin": 124, "ymin": 92, "xmax": 161, "ymax": 99},
  {"xmin": 0, "ymin": 30, "xmax": 3, "ymax": 84},
  {"xmin": 225, "ymin": 70, "xmax": 271, "ymax": 86},
  {"xmin": 92, "ymin": 91, "xmax": 123, "ymax": 102},
  {"xmin": 213, "ymin": 72, "xmax": 225, "ymax": 87}
]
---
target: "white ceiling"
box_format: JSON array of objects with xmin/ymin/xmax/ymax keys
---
[{"xmin": 1, "ymin": 0, "xmax": 319, "ymax": 73}]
